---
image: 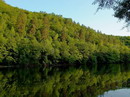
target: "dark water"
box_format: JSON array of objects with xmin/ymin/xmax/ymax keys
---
[{"xmin": 0, "ymin": 64, "xmax": 130, "ymax": 97}]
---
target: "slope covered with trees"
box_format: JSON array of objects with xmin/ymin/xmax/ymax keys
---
[{"xmin": 0, "ymin": 0, "xmax": 130, "ymax": 67}]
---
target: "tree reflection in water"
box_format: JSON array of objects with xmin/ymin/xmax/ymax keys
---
[{"xmin": 0, "ymin": 64, "xmax": 130, "ymax": 97}]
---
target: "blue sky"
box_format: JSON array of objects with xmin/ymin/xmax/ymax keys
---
[{"xmin": 5, "ymin": 0, "xmax": 130, "ymax": 36}]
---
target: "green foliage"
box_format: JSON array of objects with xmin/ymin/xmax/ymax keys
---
[
  {"xmin": 0, "ymin": 1, "xmax": 130, "ymax": 66},
  {"xmin": 93, "ymin": 0, "xmax": 130, "ymax": 27}
]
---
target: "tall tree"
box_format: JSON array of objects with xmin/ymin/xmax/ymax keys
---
[
  {"xmin": 28, "ymin": 18, "xmax": 37, "ymax": 35},
  {"xmin": 41, "ymin": 17, "xmax": 50, "ymax": 40},
  {"xmin": 16, "ymin": 12, "xmax": 27, "ymax": 35}
]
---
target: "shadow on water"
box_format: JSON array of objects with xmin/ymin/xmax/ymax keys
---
[{"xmin": 0, "ymin": 64, "xmax": 130, "ymax": 97}]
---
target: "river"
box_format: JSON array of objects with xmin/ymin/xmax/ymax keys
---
[{"xmin": 0, "ymin": 64, "xmax": 130, "ymax": 97}]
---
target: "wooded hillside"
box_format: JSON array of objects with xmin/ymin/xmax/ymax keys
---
[{"xmin": 0, "ymin": 0, "xmax": 130, "ymax": 66}]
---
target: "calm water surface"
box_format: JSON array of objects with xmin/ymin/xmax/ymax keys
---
[
  {"xmin": 0, "ymin": 64, "xmax": 130, "ymax": 97},
  {"xmin": 99, "ymin": 88, "xmax": 130, "ymax": 97}
]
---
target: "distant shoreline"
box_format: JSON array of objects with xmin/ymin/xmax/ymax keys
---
[{"xmin": 0, "ymin": 65, "xmax": 18, "ymax": 68}]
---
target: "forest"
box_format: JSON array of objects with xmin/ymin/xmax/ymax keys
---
[{"xmin": 0, "ymin": 0, "xmax": 130, "ymax": 67}]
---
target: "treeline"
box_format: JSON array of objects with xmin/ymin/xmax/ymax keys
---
[{"xmin": 0, "ymin": 0, "xmax": 130, "ymax": 66}]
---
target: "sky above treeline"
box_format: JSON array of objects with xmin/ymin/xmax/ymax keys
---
[{"xmin": 5, "ymin": 0, "xmax": 130, "ymax": 36}]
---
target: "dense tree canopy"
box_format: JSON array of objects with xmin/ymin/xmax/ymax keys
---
[
  {"xmin": 0, "ymin": 1, "xmax": 130, "ymax": 67},
  {"xmin": 94, "ymin": 0, "xmax": 130, "ymax": 27}
]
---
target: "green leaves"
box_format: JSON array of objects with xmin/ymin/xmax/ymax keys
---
[
  {"xmin": 17, "ymin": 38, "xmax": 42, "ymax": 65},
  {"xmin": 0, "ymin": 1, "xmax": 130, "ymax": 66},
  {"xmin": 94, "ymin": 0, "xmax": 130, "ymax": 27}
]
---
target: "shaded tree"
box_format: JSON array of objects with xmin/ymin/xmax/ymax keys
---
[{"xmin": 93, "ymin": 0, "xmax": 130, "ymax": 27}]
